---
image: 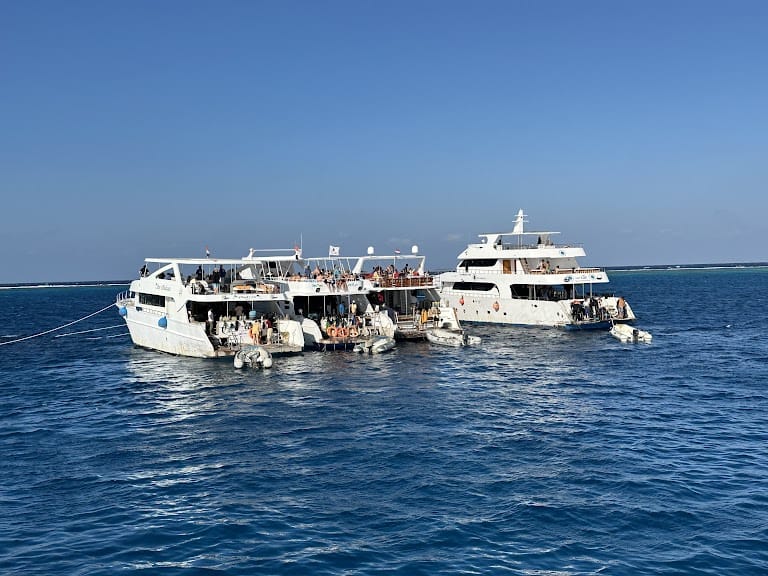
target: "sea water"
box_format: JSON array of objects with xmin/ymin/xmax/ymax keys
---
[{"xmin": 1, "ymin": 269, "xmax": 767, "ymax": 575}]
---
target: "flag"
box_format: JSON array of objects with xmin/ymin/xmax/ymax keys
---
[
  {"xmin": 205, "ymin": 246, "xmax": 210, "ymax": 258},
  {"xmin": 329, "ymin": 245, "xmax": 340, "ymax": 256},
  {"xmin": 394, "ymin": 249, "xmax": 401, "ymax": 254}
]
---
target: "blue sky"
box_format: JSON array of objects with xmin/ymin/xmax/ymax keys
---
[{"xmin": 1, "ymin": 1, "xmax": 766, "ymax": 282}]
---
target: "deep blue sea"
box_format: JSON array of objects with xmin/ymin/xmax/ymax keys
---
[{"xmin": 1, "ymin": 269, "xmax": 767, "ymax": 575}]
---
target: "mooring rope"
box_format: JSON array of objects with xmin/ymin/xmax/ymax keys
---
[
  {"xmin": 0, "ymin": 302, "xmax": 117, "ymax": 346},
  {"xmin": 54, "ymin": 324, "xmax": 126, "ymax": 338}
]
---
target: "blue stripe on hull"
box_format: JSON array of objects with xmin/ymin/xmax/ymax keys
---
[{"xmin": 563, "ymin": 320, "xmax": 612, "ymax": 331}]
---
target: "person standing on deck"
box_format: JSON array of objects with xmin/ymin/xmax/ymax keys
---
[{"xmin": 207, "ymin": 308, "xmax": 215, "ymax": 334}]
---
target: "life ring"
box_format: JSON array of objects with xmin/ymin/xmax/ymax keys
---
[
  {"xmin": 337, "ymin": 327, "xmax": 349, "ymax": 338},
  {"xmin": 327, "ymin": 326, "xmax": 337, "ymax": 337},
  {"xmin": 493, "ymin": 301, "xmax": 500, "ymax": 312},
  {"xmin": 349, "ymin": 326, "xmax": 359, "ymax": 337}
]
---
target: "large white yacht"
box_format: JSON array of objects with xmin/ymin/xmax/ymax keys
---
[
  {"xmin": 437, "ymin": 210, "xmax": 636, "ymax": 329},
  {"xmin": 241, "ymin": 247, "xmax": 454, "ymax": 346},
  {"xmin": 115, "ymin": 257, "xmax": 306, "ymax": 358}
]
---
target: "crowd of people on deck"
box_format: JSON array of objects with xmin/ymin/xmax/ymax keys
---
[
  {"xmin": 139, "ymin": 259, "xmax": 430, "ymax": 295},
  {"xmin": 202, "ymin": 305, "xmax": 282, "ymax": 346},
  {"xmin": 536, "ymin": 260, "xmax": 562, "ymax": 273},
  {"xmin": 302, "ymin": 265, "xmax": 359, "ymax": 290},
  {"xmin": 570, "ymin": 295, "xmax": 627, "ymax": 322},
  {"xmin": 570, "ymin": 297, "xmax": 609, "ymax": 322}
]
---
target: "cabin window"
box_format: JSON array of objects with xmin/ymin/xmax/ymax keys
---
[
  {"xmin": 453, "ymin": 282, "xmax": 496, "ymax": 292},
  {"xmin": 459, "ymin": 259, "xmax": 497, "ymax": 268},
  {"xmin": 509, "ymin": 285, "xmax": 530, "ymax": 298},
  {"xmin": 138, "ymin": 293, "xmax": 166, "ymax": 307}
]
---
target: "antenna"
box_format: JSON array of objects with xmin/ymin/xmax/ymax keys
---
[{"xmin": 512, "ymin": 209, "xmax": 527, "ymax": 234}]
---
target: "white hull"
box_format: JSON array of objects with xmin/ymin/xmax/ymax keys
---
[
  {"xmin": 125, "ymin": 309, "xmax": 215, "ymax": 358},
  {"xmin": 123, "ymin": 309, "xmax": 305, "ymax": 358},
  {"xmin": 441, "ymin": 292, "xmax": 571, "ymax": 327},
  {"xmin": 439, "ymin": 292, "xmax": 634, "ymax": 328}
]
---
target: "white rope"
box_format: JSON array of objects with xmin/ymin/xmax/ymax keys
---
[
  {"xmin": 54, "ymin": 324, "xmax": 126, "ymax": 338},
  {"xmin": 0, "ymin": 302, "xmax": 117, "ymax": 346}
]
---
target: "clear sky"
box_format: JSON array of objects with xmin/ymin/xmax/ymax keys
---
[{"xmin": 2, "ymin": 1, "xmax": 766, "ymax": 282}]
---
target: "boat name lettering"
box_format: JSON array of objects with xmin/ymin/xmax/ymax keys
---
[{"xmin": 566, "ymin": 273, "xmax": 595, "ymax": 282}]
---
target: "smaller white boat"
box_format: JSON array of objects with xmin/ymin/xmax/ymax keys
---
[
  {"xmin": 425, "ymin": 328, "xmax": 481, "ymax": 347},
  {"xmin": 424, "ymin": 307, "xmax": 481, "ymax": 347},
  {"xmin": 353, "ymin": 335, "xmax": 396, "ymax": 354},
  {"xmin": 610, "ymin": 323, "xmax": 652, "ymax": 343},
  {"xmin": 234, "ymin": 345, "xmax": 274, "ymax": 368}
]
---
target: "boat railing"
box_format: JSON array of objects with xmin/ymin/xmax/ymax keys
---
[
  {"xmin": 190, "ymin": 280, "xmax": 281, "ymax": 295},
  {"xmin": 373, "ymin": 276, "xmax": 434, "ymax": 289},
  {"xmin": 116, "ymin": 290, "xmax": 134, "ymax": 305},
  {"xmin": 280, "ymin": 277, "xmax": 367, "ymax": 294},
  {"xmin": 230, "ymin": 281, "xmax": 280, "ymax": 294},
  {"xmin": 497, "ymin": 242, "xmax": 584, "ymax": 251},
  {"xmin": 529, "ymin": 267, "xmax": 603, "ymax": 275}
]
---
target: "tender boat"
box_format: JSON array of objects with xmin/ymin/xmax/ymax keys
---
[
  {"xmin": 234, "ymin": 345, "xmax": 273, "ymax": 368},
  {"xmin": 116, "ymin": 256, "xmax": 306, "ymax": 358},
  {"xmin": 424, "ymin": 310, "xmax": 481, "ymax": 347},
  {"xmin": 425, "ymin": 328, "xmax": 481, "ymax": 347},
  {"xmin": 437, "ymin": 209, "xmax": 637, "ymax": 329},
  {"xmin": 353, "ymin": 335, "xmax": 396, "ymax": 354},
  {"xmin": 610, "ymin": 323, "xmax": 652, "ymax": 343}
]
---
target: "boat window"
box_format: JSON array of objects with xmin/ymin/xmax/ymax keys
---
[
  {"xmin": 459, "ymin": 259, "xmax": 497, "ymax": 268},
  {"xmin": 453, "ymin": 282, "xmax": 496, "ymax": 292},
  {"xmin": 138, "ymin": 293, "xmax": 166, "ymax": 307}
]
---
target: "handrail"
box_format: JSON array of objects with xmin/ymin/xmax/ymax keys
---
[
  {"xmin": 494, "ymin": 242, "xmax": 584, "ymax": 251},
  {"xmin": 375, "ymin": 276, "xmax": 434, "ymax": 288},
  {"xmin": 529, "ymin": 267, "xmax": 603, "ymax": 275}
]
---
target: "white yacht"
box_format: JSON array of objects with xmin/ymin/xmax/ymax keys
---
[
  {"xmin": 240, "ymin": 246, "xmax": 447, "ymax": 347},
  {"xmin": 115, "ymin": 257, "xmax": 306, "ymax": 358},
  {"xmin": 437, "ymin": 210, "xmax": 636, "ymax": 329},
  {"xmin": 237, "ymin": 249, "xmax": 378, "ymax": 351},
  {"xmin": 348, "ymin": 247, "xmax": 449, "ymax": 341}
]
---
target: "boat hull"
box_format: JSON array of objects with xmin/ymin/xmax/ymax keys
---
[
  {"xmin": 440, "ymin": 292, "xmax": 635, "ymax": 329},
  {"xmin": 563, "ymin": 320, "xmax": 612, "ymax": 331},
  {"xmin": 124, "ymin": 310, "xmax": 216, "ymax": 358}
]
